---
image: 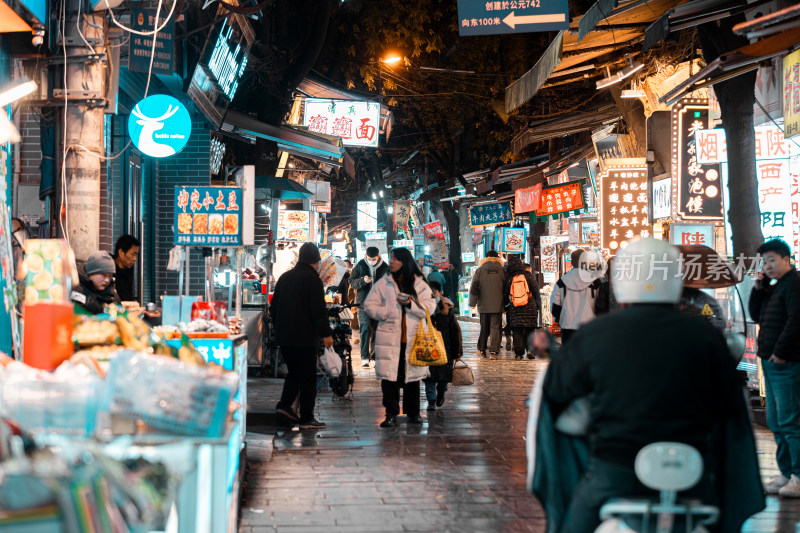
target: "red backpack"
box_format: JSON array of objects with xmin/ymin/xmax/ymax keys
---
[{"xmin": 510, "ymin": 273, "xmax": 530, "ymax": 307}]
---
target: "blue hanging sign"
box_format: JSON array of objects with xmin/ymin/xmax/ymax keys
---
[
  {"xmin": 128, "ymin": 95, "xmax": 191, "ymax": 158},
  {"xmin": 457, "ymin": 0, "xmax": 569, "ymax": 36},
  {"xmin": 174, "ymin": 186, "xmax": 242, "ymax": 246},
  {"xmin": 469, "ymin": 201, "xmax": 514, "ymax": 228}
]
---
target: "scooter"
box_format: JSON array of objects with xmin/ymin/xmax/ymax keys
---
[
  {"xmin": 595, "ymin": 442, "xmax": 719, "ymax": 533},
  {"xmin": 325, "ymin": 305, "xmax": 354, "ymax": 400}
]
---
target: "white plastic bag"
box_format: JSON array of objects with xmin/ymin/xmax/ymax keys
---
[{"xmin": 319, "ymin": 346, "xmax": 342, "ymax": 378}]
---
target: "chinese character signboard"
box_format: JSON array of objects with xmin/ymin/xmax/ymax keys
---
[
  {"xmin": 357, "ymin": 201, "xmax": 378, "ymax": 232},
  {"xmin": 423, "ymin": 221, "xmax": 449, "ymax": 269},
  {"xmin": 669, "ymin": 223, "xmax": 715, "ymax": 247},
  {"xmin": 600, "ymin": 166, "xmax": 650, "ymax": 253},
  {"xmin": 393, "ymin": 200, "xmax": 411, "ymax": 230},
  {"xmin": 304, "ymin": 99, "xmax": 380, "ymax": 148},
  {"xmin": 672, "ymin": 100, "xmax": 723, "ymax": 221},
  {"xmin": 533, "ymin": 180, "xmax": 586, "ymax": 220},
  {"xmin": 514, "ymin": 182, "xmax": 542, "ymax": 214},
  {"xmin": 784, "ymin": 49, "xmax": 800, "ymax": 140},
  {"xmin": 498, "ymin": 227, "xmax": 527, "ymax": 254},
  {"xmin": 469, "ymin": 201, "xmax": 514, "ymax": 227},
  {"xmin": 462, "ymin": 252, "xmax": 476, "ymax": 263},
  {"xmin": 456, "ymin": 0, "xmax": 569, "ymax": 36},
  {"xmin": 695, "ymin": 126, "xmax": 800, "ymax": 164},
  {"xmin": 129, "ymin": 8, "xmax": 174, "ymax": 76},
  {"xmin": 423, "ymin": 221, "xmax": 445, "ymax": 241},
  {"xmin": 652, "ymin": 177, "xmax": 672, "ymax": 221},
  {"xmin": 174, "ymin": 186, "xmax": 242, "ymax": 246},
  {"xmin": 393, "ymin": 240, "xmax": 414, "ymax": 255},
  {"xmin": 277, "ymin": 210, "xmax": 310, "ymax": 242}
]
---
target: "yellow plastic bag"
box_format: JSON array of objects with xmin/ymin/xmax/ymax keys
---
[{"xmin": 409, "ymin": 312, "xmax": 448, "ymax": 366}]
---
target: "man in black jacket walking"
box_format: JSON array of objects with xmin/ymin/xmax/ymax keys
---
[
  {"xmin": 350, "ymin": 247, "xmax": 389, "ymax": 366},
  {"xmin": 271, "ymin": 243, "xmax": 333, "ymax": 430},
  {"xmin": 749, "ymin": 238, "xmax": 800, "ymax": 497}
]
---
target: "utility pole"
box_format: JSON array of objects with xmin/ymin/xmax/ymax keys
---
[{"xmin": 61, "ymin": 0, "xmax": 106, "ymax": 260}]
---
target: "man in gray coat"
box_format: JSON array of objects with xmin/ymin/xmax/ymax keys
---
[{"xmin": 469, "ymin": 250, "xmax": 506, "ymax": 359}]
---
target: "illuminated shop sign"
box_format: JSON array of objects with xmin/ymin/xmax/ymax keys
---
[
  {"xmin": 206, "ymin": 18, "xmax": 249, "ymax": 101},
  {"xmin": 532, "ymin": 180, "xmax": 586, "ymax": 220},
  {"xmin": 600, "ymin": 166, "xmax": 650, "ymax": 253},
  {"xmin": 174, "ymin": 186, "xmax": 242, "ymax": 246},
  {"xmin": 128, "ymin": 95, "xmax": 191, "ymax": 158},
  {"xmin": 304, "ymin": 99, "xmax": 380, "ymax": 148}
]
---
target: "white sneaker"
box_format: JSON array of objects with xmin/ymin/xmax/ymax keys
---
[
  {"xmin": 765, "ymin": 474, "xmax": 790, "ymax": 494},
  {"xmin": 361, "ymin": 360, "xmax": 370, "ymax": 368},
  {"xmin": 778, "ymin": 474, "xmax": 800, "ymax": 497}
]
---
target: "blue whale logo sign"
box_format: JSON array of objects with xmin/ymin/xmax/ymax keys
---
[{"xmin": 128, "ymin": 95, "xmax": 192, "ymax": 158}]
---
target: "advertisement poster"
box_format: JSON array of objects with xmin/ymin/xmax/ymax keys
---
[
  {"xmin": 423, "ymin": 221, "xmax": 445, "ymax": 241},
  {"xmin": 304, "ymin": 99, "xmax": 380, "ymax": 148},
  {"xmin": 429, "ymin": 239, "xmax": 449, "ymax": 269},
  {"xmin": 277, "ymin": 210, "xmax": 310, "ymax": 242},
  {"xmin": 599, "ymin": 167, "xmax": 650, "ymax": 253},
  {"xmin": 514, "ymin": 183, "xmax": 542, "ymax": 214},
  {"xmin": 469, "ymin": 201, "xmax": 514, "ymax": 227},
  {"xmin": 393, "ymin": 201, "xmax": 411, "ymax": 230},
  {"xmin": 540, "ymin": 235, "xmax": 568, "ymax": 284},
  {"xmin": 533, "ymin": 180, "xmax": 586, "ymax": 220},
  {"xmin": 357, "ymin": 201, "xmax": 378, "ymax": 232},
  {"xmin": 783, "ymin": 49, "xmax": 800, "ymax": 139},
  {"xmin": 174, "ymin": 186, "xmax": 242, "ymax": 245},
  {"xmin": 499, "ymin": 227, "xmax": 527, "ymax": 254},
  {"xmin": 652, "ymin": 177, "xmax": 672, "ymax": 220}
]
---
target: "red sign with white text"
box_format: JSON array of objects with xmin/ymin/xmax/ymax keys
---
[
  {"xmin": 515, "ymin": 183, "xmax": 542, "ymax": 214},
  {"xmin": 534, "ymin": 180, "xmax": 585, "ymax": 219}
]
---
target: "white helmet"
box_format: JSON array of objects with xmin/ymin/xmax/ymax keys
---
[{"xmin": 612, "ymin": 237, "xmax": 682, "ymax": 304}]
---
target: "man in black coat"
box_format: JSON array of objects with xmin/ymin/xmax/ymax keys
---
[
  {"xmin": 749, "ymin": 238, "xmax": 800, "ymax": 496},
  {"xmin": 350, "ymin": 247, "xmax": 389, "ymax": 366},
  {"xmin": 271, "ymin": 243, "xmax": 333, "ymax": 430}
]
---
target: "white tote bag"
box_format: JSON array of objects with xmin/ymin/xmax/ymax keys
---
[{"xmin": 319, "ymin": 346, "xmax": 342, "ymax": 378}]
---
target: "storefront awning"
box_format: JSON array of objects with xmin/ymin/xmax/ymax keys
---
[
  {"xmin": 510, "ymin": 103, "xmax": 620, "ymax": 154},
  {"xmin": 491, "ymin": 155, "xmax": 549, "ymax": 186},
  {"xmin": 255, "ymin": 176, "xmax": 312, "ymax": 200},
  {"xmin": 643, "ymin": 0, "xmax": 757, "ymax": 51},
  {"xmin": 505, "ymin": 0, "xmax": 686, "ymax": 113},
  {"xmin": 221, "ymin": 109, "xmax": 345, "ymax": 165},
  {"xmin": 660, "ymin": 27, "xmax": 800, "ymax": 106}
]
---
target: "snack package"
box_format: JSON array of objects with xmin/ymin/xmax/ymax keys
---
[
  {"xmin": 18, "ymin": 239, "xmax": 77, "ymax": 304},
  {"xmin": 317, "ymin": 254, "xmax": 347, "ymax": 287}
]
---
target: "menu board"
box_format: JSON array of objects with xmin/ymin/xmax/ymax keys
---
[
  {"xmin": 534, "ymin": 180, "xmax": 586, "ymax": 220},
  {"xmin": 174, "ymin": 186, "xmax": 242, "ymax": 246},
  {"xmin": 540, "ymin": 235, "xmax": 568, "ymax": 284},
  {"xmin": 277, "ymin": 210, "xmax": 310, "ymax": 242},
  {"xmin": 499, "ymin": 227, "xmax": 527, "ymax": 254},
  {"xmin": 600, "ymin": 167, "xmax": 650, "ymax": 253}
]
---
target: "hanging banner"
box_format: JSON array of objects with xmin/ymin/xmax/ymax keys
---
[
  {"xmin": 174, "ymin": 186, "xmax": 242, "ymax": 246},
  {"xmin": 599, "ymin": 166, "xmax": 650, "ymax": 253},
  {"xmin": 514, "ymin": 183, "xmax": 542, "ymax": 214},
  {"xmin": 783, "ymin": 49, "xmax": 800, "ymax": 140},
  {"xmin": 533, "ymin": 180, "xmax": 586, "ymax": 220},
  {"xmin": 469, "ymin": 201, "xmax": 514, "ymax": 227},
  {"xmin": 423, "ymin": 221, "xmax": 445, "ymax": 241},
  {"xmin": 393, "ymin": 200, "xmax": 411, "ymax": 230},
  {"xmin": 304, "ymin": 99, "xmax": 380, "ymax": 148},
  {"xmin": 671, "ymin": 100, "xmax": 724, "ymax": 221},
  {"xmin": 357, "ymin": 201, "xmax": 378, "ymax": 232}
]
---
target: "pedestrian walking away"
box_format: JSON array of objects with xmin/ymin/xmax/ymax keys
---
[
  {"xmin": 503, "ymin": 253, "xmax": 541, "ymax": 360},
  {"xmin": 271, "ymin": 242, "xmax": 334, "ymax": 430},
  {"xmin": 425, "ymin": 281, "xmax": 461, "ymax": 411},
  {"xmin": 364, "ymin": 247, "xmax": 436, "ymax": 428},
  {"xmin": 427, "ymin": 265, "xmax": 446, "ymax": 293},
  {"xmin": 350, "ymin": 247, "xmax": 389, "ymax": 367},
  {"xmin": 749, "ymin": 238, "xmax": 800, "ymax": 497},
  {"xmin": 469, "ymin": 250, "xmax": 506, "ymax": 359},
  {"xmin": 550, "ymin": 249, "xmax": 602, "ymax": 344}
]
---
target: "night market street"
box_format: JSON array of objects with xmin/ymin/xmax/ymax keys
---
[{"xmin": 241, "ymin": 320, "xmax": 800, "ymax": 533}]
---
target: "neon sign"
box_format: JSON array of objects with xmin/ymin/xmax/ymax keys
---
[
  {"xmin": 128, "ymin": 95, "xmax": 191, "ymax": 158},
  {"xmin": 206, "ymin": 18, "xmax": 249, "ymax": 101}
]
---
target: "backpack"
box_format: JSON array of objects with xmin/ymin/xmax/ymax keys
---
[{"xmin": 510, "ymin": 273, "xmax": 530, "ymax": 307}]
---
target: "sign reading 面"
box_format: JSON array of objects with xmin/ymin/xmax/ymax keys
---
[
  {"xmin": 129, "ymin": 8, "xmax": 174, "ymax": 75},
  {"xmin": 671, "ymin": 100, "xmax": 723, "ymax": 221},
  {"xmin": 652, "ymin": 177, "xmax": 672, "ymax": 220},
  {"xmin": 304, "ymin": 99, "xmax": 380, "ymax": 148},
  {"xmin": 533, "ymin": 180, "xmax": 586, "ymax": 220},
  {"xmin": 498, "ymin": 227, "xmax": 527, "ymax": 254},
  {"xmin": 457, "ymin": 0, "xmax": 569, "ymax": 36},
  {"xmin": 469, "ymin": 201, "xmax": 514, "ymax": 227},
  {"xmin": 600, "ymin": 167, "xmax": 650, "ymax": 253},
  {"xmin": 357, "ymin": 201, "xmax": 378, "ymax": 232},
  {"xmin": 514, "ymin": 183, "xmax": 542, "ymax": 214},
  {"xmin": 174, "ymin": 186, "xmax": 242, "ymax": 246},
  {"xmin": 669, "ymin": 223, "xmax": 715, "ymax": 247},
  {"xmin": 783, "ymin": 49, "xmax": 800, "ymax": 139},
  {"xmin": 129, "ymin": 95, "xmax": 191, "ymax": 158}
]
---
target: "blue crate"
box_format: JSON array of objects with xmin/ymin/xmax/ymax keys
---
[{"xmin": 0, "ymin": 378, "xmax": 100, "ymax": 436}]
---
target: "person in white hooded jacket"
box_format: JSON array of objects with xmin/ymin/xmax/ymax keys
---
[
  {"xmin": 364, "ymin": 247, "xmax": 437, "ymax": 428},
  {"xmin": 550, "ymin": 249, "xmax": 603, "ymax": 344}
]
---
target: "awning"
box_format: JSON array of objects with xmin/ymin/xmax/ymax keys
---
[
  {"xmin": 643, "ymin": 0, "xmax": 763, "ymax": 51},
  {"xmin": 733, "ymin": 2, "xmax": 800, "ymax": 40},
  {"xmin": 255, "ymin": 176, "xmax": 312, "ymax": 200},
  {"xmin": 511, "ymin": 103, "xmax": 620, "ymax": 154},
  {"xmin": 543, "ymin": 143, "xmax": 596, "ymax": 177},
  {"xmin": 505, "ymin": 0, "xmax": 686, "ymax": 112},
  {"xmin": 491, "ymin": 155, "xmax": 549, "ymax": 185},
  {"xmin": 221, "ymin": 109, "xmax": 345, "ymax": 165},
  {"xmin": 660, "ymin": 27, "xmax": 800, "ymax": 106}
]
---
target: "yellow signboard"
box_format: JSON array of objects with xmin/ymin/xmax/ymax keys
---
[{"xmin": 783, "ymin": 49, "xmax": 800, "ymax": 140}]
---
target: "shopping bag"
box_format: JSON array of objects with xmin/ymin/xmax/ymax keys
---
[
  {"xmin": 409, "ymin": 312, "xmax": 448, "ymax": 366},
  {"xmin": 451, "ymin": 359, "xmax": 474, "ymax": 386},
  {"xmin": 319, "ymin": 346, "xmax": 342, "ymax": 378},
  {"xmin": 549, "ymin": 321, "xmax": 561, "ymax": 337}
]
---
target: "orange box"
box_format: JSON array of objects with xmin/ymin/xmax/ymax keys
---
[{"xmin": 23, "ymin": 302, "xmax": 74, "ymax": 370}]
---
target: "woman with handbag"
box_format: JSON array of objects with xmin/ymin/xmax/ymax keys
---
[{"xmin": 364, "ymin": 247, "xmax": 437, "ymax": 427}]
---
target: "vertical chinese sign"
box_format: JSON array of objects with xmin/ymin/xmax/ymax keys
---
[
  {"xmin": 393, "ymin": 201, "xmax": 411, "ymax": 232},
  {"xmin": 174, "ymin": 186, "xmax": 242, "ymax": 245},
  {"xmin": 671, "ymin": 99, "xmax": 724, "ymax": 221},
  {"xmin": 303, "ymin": 99, "xmax": 380, "ymax": 148},
  {"xmin": 600, "ymin": 166, "xmax": 650, "ymax": 253},
  {"xmin": 783, "ymin": 49, "xmax": 800, "ymax": 140}
]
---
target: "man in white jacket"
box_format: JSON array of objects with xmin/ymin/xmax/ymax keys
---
[{"xmin": 550, "ymin": 249, "xmax": 603, "ymax": 344}]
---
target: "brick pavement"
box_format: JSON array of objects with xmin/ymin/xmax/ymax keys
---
[{"xmin": 240, "ymin": 320, "xmax": 800, "ymax": 533}]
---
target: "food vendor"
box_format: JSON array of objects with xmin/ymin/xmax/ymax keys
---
[
  {"xmin": 113, "ymin": 235, "xmax": 140, "ymax": 303},
  {"xmin": 71, "ymin": 251, "xmax": 122, "ymax": 314}
]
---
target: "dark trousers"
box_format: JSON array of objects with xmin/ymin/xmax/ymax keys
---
[
  {"xmin": 477, "ymin": 312, "xmax": 502, "ymax": 354},
  {"xmin": 512, "ymin": 326, "xmax": 534, "ymax": 356},
  {"xmin": 276, "ymin": 346, "xmax": 318, "ymax": 422},
  {"xmin": 357, "ymin": 307, "xmax": 375, "ymax": 361},
  {"xmin": 561, "ymin": 328, "xmax": 577, "ymax": 345},
  {"xmin": 381, "ymin": 343, "xmax": 420, "ymax": 418}
]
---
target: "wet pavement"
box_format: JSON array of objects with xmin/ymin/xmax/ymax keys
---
[{"xmin": 240, "ymin": 320, "xmax": 800, "ymax": 533}]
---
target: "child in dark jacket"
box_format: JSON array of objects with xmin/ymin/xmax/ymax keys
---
[{"xmin": 425, "ymin": 282, "xmax": 462, "ymax": 411}]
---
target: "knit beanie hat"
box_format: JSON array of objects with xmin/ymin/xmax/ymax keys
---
[
  {"xmin": 85, "ymin": 251, "xmax": 116, "ymax": 275},
  {"xmin": 298, "ymin": 242, "xmax": 322, "ymax": 264}
]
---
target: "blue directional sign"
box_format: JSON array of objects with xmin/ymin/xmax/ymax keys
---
[
  {"xmin": 457, "ymin": 0, "xmax": 569, "ymax": 36},
  {"xmin": 128, "ymin": 95, "xmax": 191, "ymax": 158}
]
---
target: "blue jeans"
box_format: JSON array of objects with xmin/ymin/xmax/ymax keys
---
[
  {"xmin": 424, "ymin": 379, "xmax": 447, "ymax": 405},
  {"xmin": 762, "ymin": 360, "xmax": 800, "ymax": 477}
]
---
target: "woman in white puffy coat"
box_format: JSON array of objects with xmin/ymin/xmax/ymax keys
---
[{"xmin": 364, "ymin": 247, "xmax": 437, "ymax": 427}]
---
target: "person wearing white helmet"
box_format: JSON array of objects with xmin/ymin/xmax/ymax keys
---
[{"xmin": 534, "ymin": 238, "xmax": 763, "ymax": 533}]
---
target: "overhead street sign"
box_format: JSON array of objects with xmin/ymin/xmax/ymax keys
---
[{"xmin": 457, "ymin": 0, "xmax": 569, "ymax": 36}]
